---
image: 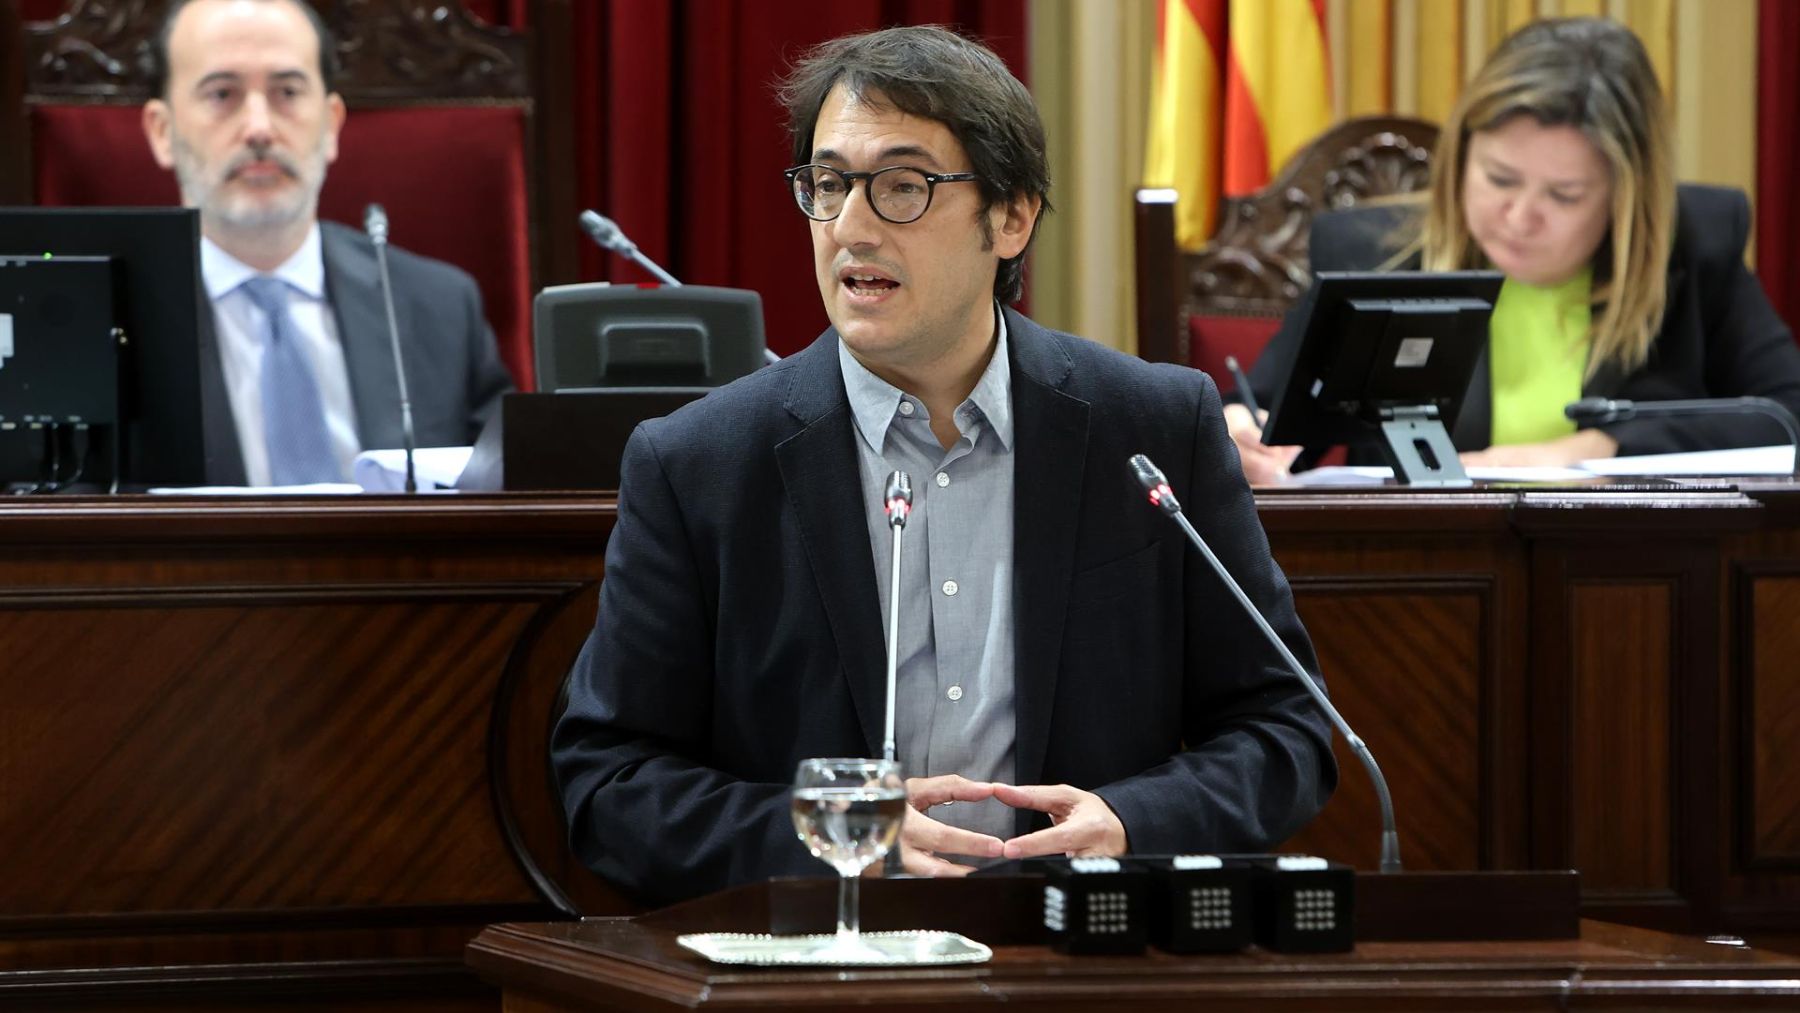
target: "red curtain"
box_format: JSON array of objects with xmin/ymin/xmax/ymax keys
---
[
  {"xmin": 466, "ymin": 0, "xmax": 1027, "ymax": 355},
  {"xmin": 1757, "ymin": 0, "xmax": 1800, "ymax": 341}
]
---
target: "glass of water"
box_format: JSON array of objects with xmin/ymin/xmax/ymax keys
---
[{"xmin": 791, "ymin": 757, "xmax": 906, "ymax": 956}]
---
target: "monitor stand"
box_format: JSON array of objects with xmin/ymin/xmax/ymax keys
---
[{"xmin": 1377, "ymin": 405, "xmax": 1471, "ymax": 487}]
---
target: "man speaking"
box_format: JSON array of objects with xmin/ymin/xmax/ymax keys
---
[{"xmin": 553, "ymin": 25, "xmax": 1335, "ymax": 907}]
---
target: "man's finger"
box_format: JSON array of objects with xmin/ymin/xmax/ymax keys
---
[
  {"xmin": 991, "ymin": 782, "xmax": 1076, "ymax": 815},
  {"xmin": 901, "ymin": 846, "xmax": 979, "ymax": 878},
  {"xmin": 902, "ymin": 808, "xmax": 1005, "ymax": 859},
  {"xmin": 1001, "ymin": 821, "xmax": 1084, "ymax": 859},
  {"xmin": 906, "ymin": 774, "xmax": 997, "ymax": 809}
]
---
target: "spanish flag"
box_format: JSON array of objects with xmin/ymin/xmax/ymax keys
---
[{"xmin": 1145, "ymin": 0, "xmax": 1333, "ymax": 250}]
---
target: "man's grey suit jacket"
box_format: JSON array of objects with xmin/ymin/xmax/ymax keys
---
[{"xmin": 197, "ymin": 220, "xmax": 514, "ymax": 485}]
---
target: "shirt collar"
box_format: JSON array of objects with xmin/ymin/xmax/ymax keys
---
[
  {"xmin": 837, "ymin": 303, "xmax": 1014, "ymax": 453},
  {"xmin": 201, "ymin": 221, "xmax": 327, "ymax": 301}
]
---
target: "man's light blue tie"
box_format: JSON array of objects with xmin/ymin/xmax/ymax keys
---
[{"xmin": 240, "ymin": 276, "xmax": 341, "ymax": 484}]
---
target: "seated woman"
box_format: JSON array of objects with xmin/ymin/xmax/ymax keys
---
[{"xmin": 1229, "ymin": 16, "xmax": 1800, "ymax": 483}]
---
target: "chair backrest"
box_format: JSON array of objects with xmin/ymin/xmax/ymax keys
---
[
  {"xmin": 1135, "ymin": 115, "xmax": 1440, "ymax": 385},
  {"xmin": 1, "ymin": 0, "xmax": 573, "ymax": 392}
]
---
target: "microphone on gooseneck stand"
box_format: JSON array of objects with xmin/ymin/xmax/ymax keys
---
[
  {"xmin": 577, "ymin": 209, "xmax": 780, "ymax": 366},
  {"xmin": 364, "ymin": 203, "xmax": 417, "ymax": 493},
  {"xmin": 578, "ymin": 209, "xmax": 683, "ymax": 287},
  {"xmin": 879, "ymin": 470, "xmax": 913, "ymax": 878},
  {"xmin": 881, "ymin": 470, "xmax": 913, "ymax": 764},
  {"xmin": 1128, "ymin": 454, "xmax": 1403, "ymax": 873},
  {"xmin": 1564, "ymin": 396, "xmax": 1800, "ymax": 476}
]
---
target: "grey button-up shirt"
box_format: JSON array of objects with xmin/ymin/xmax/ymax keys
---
[{"xmin": 838, "ymin": 309, "xmax": 1017, "ymax": 843}]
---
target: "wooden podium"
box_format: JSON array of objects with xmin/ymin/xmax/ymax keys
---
[{"xmin": 467, "ymin": 875, "xmax": 1800, "ymax": 1010}]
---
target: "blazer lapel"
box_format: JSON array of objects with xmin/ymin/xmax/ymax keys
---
[
  {"xmin": 320, "ymin": 223, "xmax": 406, "ymax": 449},
  {"xmin": 773, "ymin": 336, "xmax": 889, "ymax": 757},
  {"xmin": 1004, "ymin": 312, "xmax": 1090, "ymax": 790}
]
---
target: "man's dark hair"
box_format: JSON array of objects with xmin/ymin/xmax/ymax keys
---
[
  {"xmin": 777, "ymin": 25, "xmax": 1051, "ymax": 304},
  {"xmin": 147, "ymin": 0, "xmax": 341, "ymax": 99}
]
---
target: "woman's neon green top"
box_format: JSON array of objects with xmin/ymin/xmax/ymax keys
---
[{"xmin": 1488, "ymin": 267, "xmax": 1592, "ymax": 446}]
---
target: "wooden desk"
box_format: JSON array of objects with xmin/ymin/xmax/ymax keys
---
[
  {"xmin": 468, "ymin": 914, "xmax": 1800, "ymax": 1011},
  {"xmin": 0, "ymin": 494, "xmax": 629, "ymax": 1010},
  {"xmin": 2, "ymin": 482, "xmax": 1798, "ymax": 1007},
  {"xmin": 1259, "ymin": 480, "xmax": 1800, "ymax": 940}
]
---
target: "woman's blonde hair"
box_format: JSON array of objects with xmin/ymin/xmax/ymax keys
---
[{"xmin": 1417, "ymin": 17, "xmax": 1675, "ymax": 377}]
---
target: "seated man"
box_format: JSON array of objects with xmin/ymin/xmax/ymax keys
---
[
  {"xmin": 140, "ymin": 0, "xmax": 513, "ymax": 486},
  {"xmin": 552, "ymin": 25, "xmax": 1336, "ymax": 907}
]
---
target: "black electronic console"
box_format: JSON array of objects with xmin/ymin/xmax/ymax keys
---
[
  {"xmin": 1028, "ymin": 853, "xmax": 1349, "ymax": 955},
  {"xmin": 1249, "ymin": 854, "xmax": 1356, "ymax": 953},
  {"xmin": 0, "ymin": 208, "xmax": 207, "ymax": 492},
  {"xmin": 1263, "ymin": 270, "xmax": 1504, "ymax": 486}
]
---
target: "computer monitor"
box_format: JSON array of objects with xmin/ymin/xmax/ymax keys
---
[
  {"xmin": 0, "ymin": 207, "xmax": 207, "ymax": 490},
  {"xmin": 532, "ymin": 283, "xmax": 766, "ymax": 392},
  {"xmin": 1262, "ymin": 270, "xmax": 1505, "ymax": 486}
]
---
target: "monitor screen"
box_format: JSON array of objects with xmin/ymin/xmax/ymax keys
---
[
  {"xmin": 1263, "ymin": 270, "xmax": 1505, "ymax": 451},
  {"xmin": 532, "ymin": 284, "xmax": 766, "ymax": 392},
  {"xmin": 0, "ymin": 207, "xmax": 208, "ymax": 490}
]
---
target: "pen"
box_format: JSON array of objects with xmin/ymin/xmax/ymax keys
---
[{"xmin": 1225, "ymin": 355, "xmax": 1262, "ymax": 417}]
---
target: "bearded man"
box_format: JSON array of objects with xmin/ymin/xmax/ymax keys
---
[{"xmin": 141, "ymin": 0, "xmax": 511, "ymax": 486}]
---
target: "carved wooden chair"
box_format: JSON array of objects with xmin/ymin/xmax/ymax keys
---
[
  {"xmin": 0, "ymin": 0, "xmax": 577, "ymax": 391},
  {"xmin": 1134, "ymin": 116, "xmax": 1440, "ymax": 389}
]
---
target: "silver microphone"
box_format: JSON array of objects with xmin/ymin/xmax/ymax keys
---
[
  {"xmin": 881, "ymin": 470, "xmax": 913, "ymax": 763},
  {"xmin": 577, "ymin": 209, "xmax": 682, "ymax": 287},
  {"xmin": 1129, "ymin": 453, "xmax": 1402, "ymax": 873},
  {"xmin": 365, "ymin": 203, "xmax": 416, "ymax": 493}
]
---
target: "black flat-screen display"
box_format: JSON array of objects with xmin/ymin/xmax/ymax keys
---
[
  {"xmin": 0, "ymin": 207, "xmax": 207, "ymax": 490},
  {"xmin": 1263, "ymin": 270, "xmax": 1505, "ymax": 450}
]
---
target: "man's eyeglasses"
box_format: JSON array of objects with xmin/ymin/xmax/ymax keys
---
[{"xmin": 784, "ymin": 164, "xmax": 980, "ymax": 224}]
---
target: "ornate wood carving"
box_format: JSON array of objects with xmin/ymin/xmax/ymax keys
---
[
  {"xmin": 22, "ymin": 0, "xmax": 528, "ymax": 103},
  {"xmin": 1184, "ymin": 116, "xmax": 1439, "ymax": 318}
]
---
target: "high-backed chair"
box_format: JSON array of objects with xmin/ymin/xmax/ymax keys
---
[
  {"xmin": 1135, "ymin": 116, "xmax": 1440, "ymax": 386},
  {"xmin": 0, "ymin": 0, "xmax": 577, "ymax": 391}
]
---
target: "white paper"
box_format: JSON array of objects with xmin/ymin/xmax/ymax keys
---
[
  {"xmin": 148, "ymin": 483, "xmax": 363, "ymax": 495},
  {"xmin": 1277, "ymin": 445, "xmax": 1794, "ymax": 486},
  {"xmin": 1575, "ymin": 444, "xmax": 1794, "ymax": 476},
  {"xmin": 352, "ymin": 446, "xmax": 475, "ymax": 491}
]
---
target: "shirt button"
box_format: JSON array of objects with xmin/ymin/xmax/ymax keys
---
[
  {"xmin": 898, "ymin": 400, "xmax": 915, "ymax": 416},
  {"xmin": 936, "ymin": 472, "xmax": 950, "ymax": 488},
  {"xmin": 947, "ymin": 685, "xmax": 964, "ymax": 702},
  {"xmin": 942, "ymin": 579, "xmax": 958, "ymax": 596}
]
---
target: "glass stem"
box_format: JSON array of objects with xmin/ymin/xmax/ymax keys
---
[{"xmin": 837, "ymin": 871, "xmax": 860, "ymax": 942}]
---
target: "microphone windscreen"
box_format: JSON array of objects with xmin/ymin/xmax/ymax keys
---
[
  {"xmin": 363, "ymin": 203, "xmax": 389, "ymax": 243},
  {"xmin": 580, "ymin": 210, "xmax": 622, "ymax": 250},
  {"xmin": 1564, "ymin": 397, "xmax": 1625, "ymax": 423},
  {"xmin": 1128, "ymin": 454, "xmax": 1165, "ymax": 494},
  {"xmin": 885, "ymin": 469, "xmax": 912, "ymax": 506}
]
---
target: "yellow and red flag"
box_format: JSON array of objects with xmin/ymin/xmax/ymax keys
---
[
  {"xmin": 1145, "ymin": 0, "xmax": 1332, "ymax": 250},
  {"xmin": 1144, "ymin": 0, "xmax": 1227, "ymax": 250}
]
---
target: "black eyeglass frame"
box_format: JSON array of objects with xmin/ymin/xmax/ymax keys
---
[{"xmin": 783, "ymin": 164, "xmax": 982, "ymax": 224}]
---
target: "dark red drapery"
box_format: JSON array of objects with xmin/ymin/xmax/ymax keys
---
[
  {"xmin": 1756, "ymin": 0, "xmax": 1800, "ymax": 340},
  {"xmin": 468, "ymin": 0, "xmax": 1027, "ymax": 355}
]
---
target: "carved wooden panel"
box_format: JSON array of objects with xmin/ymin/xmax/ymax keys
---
[
  {"xmin": 1568, "ymin": 582, "xmax": 1674, "ymax": 893},
  {"xmin": 0, "ymin": 495, "xmax": 620, "ymax": 1008},
  {"xmin": 1748, "ymin": 574, "xmax": 1800, "ymax": 864},
  {"xmin": 1278, "ymin": 584, "xmax": 1484, "ymax": 872},
  {"xmin": 22, "ymin": 0, "xmax": 529, "ymax": 103},
  {"xmin": 0, "ymin": 588, "xmax": 548, "ymax": 919},
  {"xmin": 1183, "ymin": 116, "xmax": 1437, "ymax": 317}
]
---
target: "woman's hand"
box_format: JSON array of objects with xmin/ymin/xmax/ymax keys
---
[
  {"xmin": 1223, "ymin": 403, "xmax": 1303, "ymax": 484},
  {"xmin": 1459, "ymin": 428, "xmax": 1619, "ymax": 468}
]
